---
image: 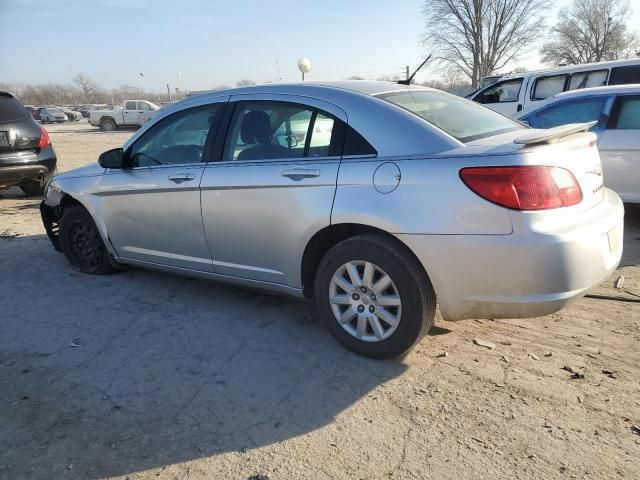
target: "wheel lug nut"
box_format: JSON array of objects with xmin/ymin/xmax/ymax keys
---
[
  {"xmin": 360, "ymin": 286, "xmax": 367, "ymax": 293},
  {"xmin": 369, "ymin": 306, "xmax": 375, "ymax": 313},
  {"xmin": 357, "ymin": 305, "xmax": 365, "ymax": 313},
  {"xmin": 371, "ymin": 294, "xmax": 376, "ymax": 301},
  {"xmin": 352, "ymin": 293, "xmax": 360, "ymax": 300}
]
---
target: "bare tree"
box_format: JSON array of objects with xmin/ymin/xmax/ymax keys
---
[
  {"xmin": 72, "ymin": 73, "xmax": 98, "ymax": 97},
  {"xmin": 347, "ymin": 75, "xmax": 365, "ymax": 80},
  {"xmin": 236, "ymin": 79, "xmax": 256, "ymax": 87},
  {"xmin": 541, "ymin": 0, "xmax": 639, "ymax": 65},
  {"xmin": 422, "ymin": 0, "xmax": 547, "ymax": 88}
]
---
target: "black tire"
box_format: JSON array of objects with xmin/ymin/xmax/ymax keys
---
[
  {"xmin": 100, "ymin": 118, "xmax": 116, "ymax": 131},
  {"xmin": 314, "ymin": 233, "xmax": 436, "ymax": 359},
  {"xmin": 20, "ymin": 180, "xmax": 45, "ymax": 197},
  {"xmin": 60, "ymin": 205, "xmax": 115, "ymax": 275}
]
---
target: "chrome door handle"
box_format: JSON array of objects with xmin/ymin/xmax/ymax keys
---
[
  {"xmin": 282, "ymin": 167, "xmax": 320, "ymax": 180},
  {"xmin": 168, "ymin": 173, "xmax": 195, "ymax": 183}
]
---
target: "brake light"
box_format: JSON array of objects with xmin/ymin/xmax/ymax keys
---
[
  {"xmin": 459, "ymin": 166, "xmax": 582, "ymax": 210},
  {"xmin": 38, "ymin": 126, "xmax": 50, "ymax": 148}
]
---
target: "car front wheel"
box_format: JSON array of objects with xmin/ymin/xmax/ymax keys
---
[
  {"xmin": 60, "ymin": 205, "xmax": 115, "ymax": 275},
  {"xmin": 314, "ymin": 234, "xmax": 436, "ymax": 359}
]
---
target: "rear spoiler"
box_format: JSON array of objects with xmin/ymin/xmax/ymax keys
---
[{"xmin": 513, "ymin": 121, "xmax": 597, "ymax": 145}]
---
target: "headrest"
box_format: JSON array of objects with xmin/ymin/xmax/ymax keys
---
[{"xmin": 240, "ymin": 110, "xmax": 271, "ymax": 144}]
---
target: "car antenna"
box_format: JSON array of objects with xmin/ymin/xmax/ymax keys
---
[{"xmin": 397, "ymin": 54, "xmax": 432, "ymax": 85}]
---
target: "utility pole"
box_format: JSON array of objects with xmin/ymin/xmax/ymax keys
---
[
  {"xmin": 406, "ymin": 65, "xmax": 410, "ymax": 83},
  {"xmin": 166, "ymin": 83, "xmax": 172, "ymax": 101}
]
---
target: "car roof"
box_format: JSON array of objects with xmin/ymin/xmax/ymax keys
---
[
  {"xmin": 515, "ymin": 84, "xmax": 640, "ymax": 118},
  {"xmin": 188, "ymin": 80, "xmax": 433, "ymax": 98}
]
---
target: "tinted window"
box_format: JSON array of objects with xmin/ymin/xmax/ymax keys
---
[
  {"xmin": 0, "ymin": 93, "xmax": 28, "ymax": 122},
  {"xmin": 129, "ymin": 104, "xmax": 220, "ymax": 167},
  {"xmin": 609, "ymin": 65, "xmax": 640, "ymax": 85},
  {"xmin": 137, "ymin": 102, "xmax": 151, "ymax": 111},
  {"xmin": 608, "ymin": 95, "xmax": 640, "ymax": 129},
  {"xmin": 476, "ymin": 79, "xmax": 522, "ymax": 103},
  {"xmin": 343, "ymin": 125, "xmax": 376, "ymax": 156},
  {"xmin": 125, "ymin": 101, "xmax": 136, "ymax": 110},
  {"xmin": 223, "ymin": 101, "xmax": 341, "ymax": 161},
  {"xmin": 527, "ymin": 96, "xmax": 609, "ymax": 129},
  {"xmin": 532, "ymin": 75, "xmax": 567, "ymax": 100},
  {"xmin": 379, "ymin": 90, "xmax": 522, "ymax": 143},
  {"xmin": 568, "ymin": 70, "xmax": 608, "ymax": 90}
]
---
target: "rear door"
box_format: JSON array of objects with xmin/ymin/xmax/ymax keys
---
[
  {"xmin": 122, "ymin": 101, "xmax": 138, "ymax": 126},
  {"xmin": 200, "ymin": 94, "xmax": 346, "ymax": 287},
  {"xmin": 99, "ymin": 100, "xmax": 226, "ymax": 271},
  {"xmin": 598, "ymin": 95, "xmax": 640, "ymax": 202}
]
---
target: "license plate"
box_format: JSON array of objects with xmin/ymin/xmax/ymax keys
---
[
  {"xmin": 0, "ymin": 131, "xmax": 8, "ymax": 147},
  {"xmin": 607, "ymin": 225, "xmax": 622, "ymax": 253}
]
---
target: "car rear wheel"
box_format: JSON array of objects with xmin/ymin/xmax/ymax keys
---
[
  {"xmin": 100, "ymin": 118, "xmax": 116, "ymax": 131},
  {"xmin": 314, "ymin": 234, "xmax": 436, "ymax": 359},
  {"xmin": 60, "ymin": 205, "xmax": 115, "ymax": 275},
  {"xmin": 20, "ymin": 181, "xmax": 45, "ymax": 197}
]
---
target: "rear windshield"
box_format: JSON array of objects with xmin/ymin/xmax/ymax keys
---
[
  {"xmin": 377, "ymin": 90, "xmax": 522, "ymax": 143},
  {"xmin": 0, "ymin": 93, "xmax": 28, "ymax": 122}
]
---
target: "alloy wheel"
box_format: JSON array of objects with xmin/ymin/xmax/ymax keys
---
[{"xmin": 329, "ymin": 260, "xmax": 402, "ymax": 342}]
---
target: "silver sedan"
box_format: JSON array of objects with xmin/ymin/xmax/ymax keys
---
[{"xmin": 40, "ymin": 81, "xmax": 624, "ymax": 358}]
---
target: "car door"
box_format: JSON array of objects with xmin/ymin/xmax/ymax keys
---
[
  {"xmin": 598, "ymin": 95, "xmax": 640, "ymax": 202},
  {"xmin": 136, "ymin": 101, "xmax": 154, "ymax": 125},
  {"xmin": 122, "ymin": 101, "xmax": 138, "ymax": 126},
  {"xmin": 200, "ymin": 95, "xmax": 347, "ymax": 287},
  {"xmin": 472, "ymin": 78, "xmax": 524, "ymax": 115},
  {"xmin": 98, "ymin": 100, "xmax": 226, "ymax": 271}
]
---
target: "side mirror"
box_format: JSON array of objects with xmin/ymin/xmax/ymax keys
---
[{"xmin": 98, "ymin": 148, "xmax": 124, "ymax": 169}]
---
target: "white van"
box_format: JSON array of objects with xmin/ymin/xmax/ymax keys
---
[{"xmin": 468, "ymin": 59, "xmax": 640, "ymax": 116}]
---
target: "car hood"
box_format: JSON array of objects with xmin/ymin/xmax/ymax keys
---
[{"xmin": 55, "ymin": 163, "xmax": 105, "ymax": 180}]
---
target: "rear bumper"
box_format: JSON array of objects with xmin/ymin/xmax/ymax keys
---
[
  {"xmin": 0, "ymin": 149, "xmax": 57, "ymax": 188},
  {"xmin": 397, "ymin": 188, "xmax": 624, "ymax": 320}
]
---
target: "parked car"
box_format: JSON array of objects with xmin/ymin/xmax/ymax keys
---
[
  {"xmin": 468, "ymin": 58, "xmax": 640, "ymax": 116},
  {"xmin": 40, "ymin": 107, "xmax": 68, "ymax": 123},
  {"xmin": 56, "ymin": 107, "xmax": 82, "ymax": 121},
  {"xmin": 515, "ymin": 85, "xmax": 640, "ymax": 203},
  {"xmin": 40, "ymin": 81, "xmax": 623, "ymax": 358},
  {"xmin": 0, "ymin": 91, "xmax": 57, "ymax": 196},
  {"xmin": 89, "ymin": 100, "xmax": 159, "ymax": 131}
]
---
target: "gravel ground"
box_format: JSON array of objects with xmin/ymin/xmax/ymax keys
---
[{"xmin": 1, "ymin": 122, "xmax": 639, "ymax": 480}]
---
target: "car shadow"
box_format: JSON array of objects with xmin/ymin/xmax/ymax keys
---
[
  {"xmin": 621, "ymin": 203, "xmax": 640, "ymax": 267},
  {"xmin": 0, "ymin": 235, "xmax": 407, "ymax": 479}
]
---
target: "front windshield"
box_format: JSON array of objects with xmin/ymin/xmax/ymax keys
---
[{"xmin": 378, "ymin": 90, "xmax": 522, "ymax": 143}]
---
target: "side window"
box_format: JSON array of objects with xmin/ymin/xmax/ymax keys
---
[
  {"xmin": 137, "ymin": 102, "xmax": 151, "ymax": 111},
  {"xmin": 568, "ymin": 70, "xmax": 608, "ymax": 91},
  {"xmin": 531, "ymin": 75, "xmax": 568, "ymax": 101},
  {"xmin": 476, "ymin": 79, "xmax": 523, "ymax": 104},
  {"xmin": 343, "ymin": 125, "xmax": 377, "ymax": 156},
  {"xmin": 609, "ymin": 66, "xmax": 640, "ymax": 85},
  {"xmin": 128, "ymin": 104, "xmax": 220, "ymax": 167},
  {"xmin": 608, "ymin": 96, "xmax": 640, "ymax": 130},
  {"xmin": 223, "ymin": 101, "xmax": 341, "ymax": 161},
  {"xmin": 125, "ymin": 101, "xmax": 136, "ymax": 110},
  {"xmin": 528, "ymin": 97, "xmax": 609, "ymax": 129}
]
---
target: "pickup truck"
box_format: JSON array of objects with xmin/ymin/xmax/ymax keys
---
[{"xmin": 89, "ymin": 100, "xmax": 159, "ymax": 131}]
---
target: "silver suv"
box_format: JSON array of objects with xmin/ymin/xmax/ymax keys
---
[{"xmin": 41, "ymin": 82, "xmax": 624, "ymax": 358}]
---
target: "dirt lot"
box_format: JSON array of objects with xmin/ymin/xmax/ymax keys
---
[{"xmin": 1, "ymin": 122, "xmax": 639, "ymax": 480}]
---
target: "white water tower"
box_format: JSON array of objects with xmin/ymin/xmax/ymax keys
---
[{"xmin": 298, "ymin": 57, "xmax": 312, "ymax": 81}]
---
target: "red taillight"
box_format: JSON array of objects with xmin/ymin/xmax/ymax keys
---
[
  {"xmin": 38, "ymin": 126, "xmax": 50, "ymax": 148},
  {"xmin": 459, "ymin": 166, "xmax": 583, "ymax": 210}
]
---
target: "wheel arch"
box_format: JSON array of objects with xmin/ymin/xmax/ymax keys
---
[{"xmin": 300, "ymin": 223, "xmax": 429, "ymax": 299}]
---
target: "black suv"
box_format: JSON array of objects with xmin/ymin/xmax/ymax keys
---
[{"xmin": 0, "ymin": 91, "xmax": 57, "ymax": 196}]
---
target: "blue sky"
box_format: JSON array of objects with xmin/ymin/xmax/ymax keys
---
[{"xmin": 1, "ymin": 0, "xmax": 638, "ymax": 92}]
